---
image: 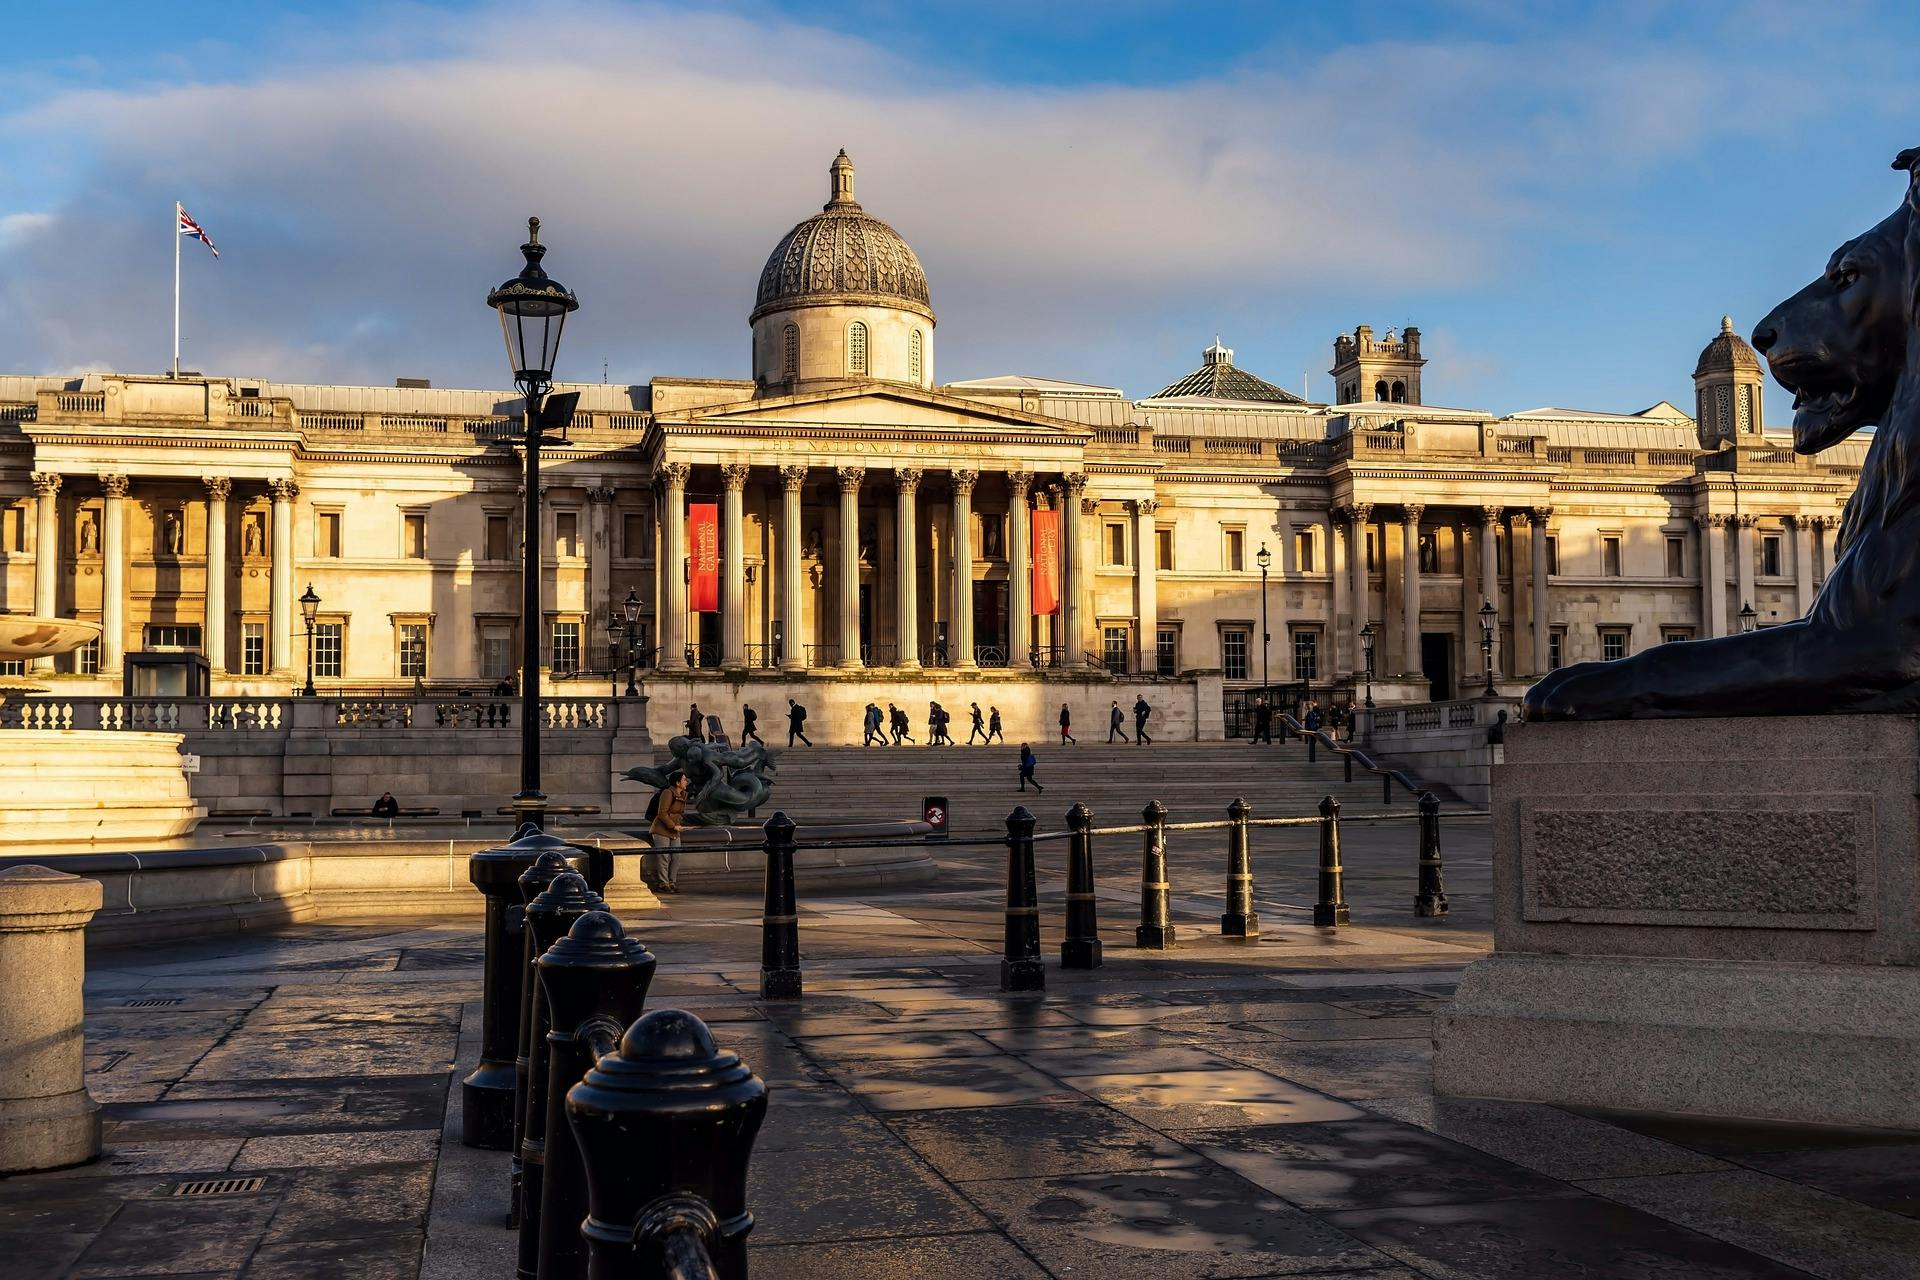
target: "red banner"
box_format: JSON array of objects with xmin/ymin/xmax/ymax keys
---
[
  {"xmin": 1031, "ymin": 509, "xmax": 1060, "ymax": 616},
  {"xmin": 689, "ymin": 503, "xmax": 719, "ymax": 613}
]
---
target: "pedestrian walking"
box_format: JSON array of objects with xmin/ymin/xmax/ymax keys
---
[
  {"xmin": 1108, "ymin": 700, "xmax": 1129, "ymax": 744},
  {"xmin": 987, "ymin": 705, "xmax": 1004, "ymax": 744},
  {"xmin": 863, "ymin": 702, "xmax": 886, "ymax": 747},
  {"xmin": 1133, "ymin": 695, "xmax": 1153, "ymax": 745},
  {"xmin": 888, "ymin": 702, "xmax": 910, "ymax": 745},
  {"xmin": 968, "ymin": 701, "xmax": 988, "ymax": 745},
  {"xmin": 1018, "ymin": 742, "xmax": 1044, "ymax": 793},
  {"xmin": 646, "ymin": 773, "xmax": 688, "ymax": 894},
  {"xmin": 685, "ymin": 703, "xmax": 704, "ymax": 742},
  {"xmin": 787, "ymin": 697, "xmax": 812, "ymax": 747},
  {"xmin": 928, "ymin": 701, "xmax": 945, "ymax": 746},
  {"xmin": 741, "ymin": 703, "xmax": 763, "ymax": 746},
  {"xmin": 1251, "ymin": 696, "xmax": 1273, "ymax": 745},
  {"xmin": 1306, "ymin": 702, "xmax": 1324, "ymax": 735},
  {"xmin": 1059, "ymin": 703, "xmax": 1075, "ymax": 745}
]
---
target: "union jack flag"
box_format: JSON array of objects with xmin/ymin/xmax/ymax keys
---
[{"xmin": 177, "ymin": 205, "xmax": 219, "ymax": 258}]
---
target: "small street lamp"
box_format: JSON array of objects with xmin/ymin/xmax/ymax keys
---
[
  {"xmin": 1739, "ymin": 602, "xmax": 1757, "ymax": 633},
  {"xmin": 1359, "ymin": 622, "xmax": 1376, "ymax": 709},
  {"xmin": 618, "ymin": 588, "xmax": 642, "ymax": 697},
  {"xmin": 298, "ymin": 583, "xmax": 321, "ymax": 698},
  {"xmin": 488, "ymin": 217, "xmax": 579, "ymax": 829},
  {"xmin": 1255, "ymin": 544, "xmax": 1272, "ymax": 706},
  {"xmin": 1478, "ymin": 598, "xmax": 1498, "ymax": 697}
]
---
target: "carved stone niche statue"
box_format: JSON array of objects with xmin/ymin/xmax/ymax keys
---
[{"xmin": 1527, "ymin": 149, "xmax": 1920, "ymax": 720}]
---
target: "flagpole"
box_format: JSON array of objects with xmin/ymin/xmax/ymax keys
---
[{"xmin": 172, "ymin": 201, "xmax": 181, "ymax": 379}]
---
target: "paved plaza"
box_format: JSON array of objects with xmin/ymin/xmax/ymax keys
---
[{"xmin": 4, "ymin": 817, "xmax": 1918, "ymax": 1279}]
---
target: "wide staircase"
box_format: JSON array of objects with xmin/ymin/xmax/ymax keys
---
[{"xmin": 763, "ymin": 739, "xmax": 1425, "ymax": 835}]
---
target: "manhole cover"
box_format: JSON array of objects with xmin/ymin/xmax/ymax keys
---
[
  {"xmin": 124, "ymin": 998, "xmax": 183, "ymax": 1008},
  {"xmin": 172, "ymin": 1176, "xmax": 268, "ymax": 1198}
]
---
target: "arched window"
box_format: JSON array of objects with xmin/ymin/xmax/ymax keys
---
[
  {"xmin": 909, "ymin": 330, "xmax": 924, "ymax": 384},
  {"xmin": 1391, "ymin": 381, "xmax": 1406, "ymax": 402},
  {"xmin": 847, "ymin": 322, "xmax": 870, "ymax": 376},
  {"xmin": 782, "ymin": 324, "xmax": 798, "ymax": 377},
  {"xmin": 1374, "ymin": 379, "xmax": 1388, "ymax": 402}
]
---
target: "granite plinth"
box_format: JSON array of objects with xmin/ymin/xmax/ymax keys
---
[{"xmin": 1435, "ymin": 714, "xmax": 1920, "ymax": 1130}]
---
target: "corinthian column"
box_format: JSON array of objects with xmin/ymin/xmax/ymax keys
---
[
  {"xmin": 658, "ymin": 463, "xmax": 690, "ymax": 672},
  {"xmin": 1008, "ymin": 471, "xmax": 1032, "ymax": 667},
  {"xmin": 1529, "ymin": 507, "xmax": 1551, "ymax": 673},
  {"xmin": 1061, "ymin": 473, "xmax": 1087, "ymax": 665},
  {"xmin": 720, "ymin": 464, "xmax": 749, "ymax": 671},
  {"xmin": 1134, "ymin": 498, "xmax": 1159, "ymax": 672},
  {"xmin": 201, "ymin": 477, "xmax": 228, "ymax": 675},
  {"xmin": 1400, "ymin": 503, "xmax": 1424, "ymax": 677},
  {"xmin": 1735, "ymin": 514, "xmax": 1757, "ymax": 626},
  {"xmin": 837, "ymin": 466, "xmax": 864, "ymax": 668},
  {"xmin": 268, "ymin": 478, "xmax": 298, "ymax": 675},
  {"xmin": 951, "ymin": 468, "xmax": 978, "ymax": 669},
  {"xmin": 895, "ymin": 468, "xmax": 922, "ymax": 669},
  {"xmin": 29, "ymin": 473, "xmax": 60, "ymax": 672},
  {"xmin": 1480, "ymin": 505, "xmax": 1502, "ymax": 676},
  {"xmin": 779, "ymin": 465, "xmax": 805, "ymax": 671},
  {"xmin": 101, "ymin": 475, "xmax": 132, "ymax": 676},
  {"xmin": 1698, "ymin": 513, "xmax": 1727, "ymax": 638},
  {"xmin": 1349, "ymin": 503, "xmax": 1372, "ymax": 669},
  {"xmin": 1794, "ymin": 515, "xmax": 1816, "ymax": 618}
]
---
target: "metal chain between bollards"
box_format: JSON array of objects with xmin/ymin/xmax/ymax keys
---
[
  {"xmin": 1136, "ymin": 799, "xmax": 1173, "ymax": 950},
  {"xmin": 760, "ymin": 812, "xmax": 802, "ymax": 1000},
  {"xmin": 1314, "ymin": 794, "xmax": 1351, "ymax": 927},
  {"xmin": 1415, "ymin": 790, "xmax": 1449, "ymax": 918},
  {"xmin": 1221, "ymin": 797, "xmax": 1257, "ymax": 939},
  {"xmin": 1001, "ymin": 806, "xmax": 1044, "ymax": 991},
  {"xmin": 1061, "ymin": 803, "xmax": 1102, "ymax": 969}
]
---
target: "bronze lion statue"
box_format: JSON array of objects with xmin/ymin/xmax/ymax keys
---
[{"xmin": 1527, "ymin": 148, "xmax": 1920, "ymax": 719}]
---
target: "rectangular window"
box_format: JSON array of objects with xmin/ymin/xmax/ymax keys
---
[
  {"xmin": 315, "ymin": 511, "xmax": 342, "ymax": 558},
  {"xmin": 1294, "ymin": 528, "xmax": 1315, "ymax": 573},
  {"xmin": 1662, "ymin": 627, "xmax": 1693, "ymax": 644},
  {"xmin": 403, "ymin": 512, "xmax": 427, "ymax": 560},
  {"xmin": 1224, "ymin": 529, "xmax": 1244, "ymax": 573},
  {"xmin": 1666, "ymin": 535, "xmax": 1685, "ymax": 578},
  {"xmin": 0, "ymin": 659, "xmax": 24, "ymax": 677},
  {"xmin": 622, "ymin": 512, "xmax": 648, "ymax": 559},
  {"xmin": 242, "ymin": 622, "xmax": 265, "ymax": 676},
  {"xmin": 1106, "ymin": 522, "xmax": 1127, "ymax": 567},
  {"xmin": 1602, "ymin": 535, "xmax": 1622, "ymax": 577},
  {"xmin": 1366, "ymin": 530, "xmax": 1378, "ymax": 573},
  {"xmin": 1155, "ymin": 527, "xmax": 1173, "ymax": 571},
  {"xmin": 76, "ymin": 637, "xmax": 100, "ymax": 675},
  {"xmin": 556, "ymin": 511, "xmax": 579, "ymax": 558},
  {"xmin": 1549, "ymin": 628, "xmax": 1565, "ymax": 671},
  {"xmin": 397, "ymin": 623, "xmax": 428, "ymax": 678},
  {"xmin": 1762, "ymin": 534, "xmax": 1782, "ymax": 577},
  {"xmin": 312, "ymin": 622, "xmax": 343, "ymax": 678},
  {"xmin": 481, "ymin": 624, "xmax": 513, "ymax": 681},
  {"xmin": 1546, "ymin": 535, "xmax": 1560, "ymax": 576},
  {"xmin": 551, "ymin": 620, "xmax": 580, "ymax": 674},
  {"xmin": 1292, "ymin": 629, "xmax": 1320, "ymax": 682},
  {"xmin": 1102, "ymin": 625, "xmax": 1129, "ymax": 672},
  {"xmin": 1601, "ymin": 628, "xmax": 1629, "ymax": 661},
  {"xmin": 1155, "ymin": 626, "xmax": 1177, "ymax": 676},
  {"xmin": 1222, "ymin": 628, "xmax": 1250, "ymax": 681},
  {"xmin": 144, "ymin": 624, "xmax": 202, "ymax": 651},
  {"xmin": 486, "ymin": 515, "xmax": 511, "ymax": 562}
]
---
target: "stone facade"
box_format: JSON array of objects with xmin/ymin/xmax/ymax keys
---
[{"xmin": 0, "ymin": 154, "xmax": 1866, "ymax": 708}]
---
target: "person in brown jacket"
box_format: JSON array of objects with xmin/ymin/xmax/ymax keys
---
[{"xmin": 647, "ymin": 774, "xmax": 689, "ymax": 893}]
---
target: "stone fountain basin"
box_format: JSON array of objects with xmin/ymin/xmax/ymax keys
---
[{"xmin": 0, "ymin": 617, "xmax": 101, "ymax": 658}]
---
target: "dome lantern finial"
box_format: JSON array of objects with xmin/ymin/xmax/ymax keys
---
[
  {"xmin": 826, "ymin": 149, "xmax": 859, "ymax": 211},
  {"xmin": 1721, "ymin": 314, "xmax": 1734, "ymax": 334}
]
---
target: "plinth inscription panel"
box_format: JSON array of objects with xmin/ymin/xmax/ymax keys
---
[{"xmin": 1519, "ymin": 794, "xmax": 1874, "ymax": 931}]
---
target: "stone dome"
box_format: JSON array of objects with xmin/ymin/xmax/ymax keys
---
[
  {"xmin": 1694, "ymin": 315, "xmax": 1763, "ymax": 379},
  {"xmin": 752, "ymin": 151, "xmax": 934, "ymax": 324}
]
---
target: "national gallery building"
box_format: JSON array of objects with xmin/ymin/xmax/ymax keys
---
[{"xmin": 0, "ymin": 152, "xmax": 1865, "ymax": 718}]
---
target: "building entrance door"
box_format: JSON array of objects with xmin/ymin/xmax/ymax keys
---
[
  {"xmin": 973, "ymin": 581, "xmax": 1008, "ymax": 664},
  {"xmin": 858, "ymin": 584, "xmax": 873, "ymax": 663},
  {"xmin": 696, "ymin": 612, "xmax": 721, "ymax": 668},
  {"xmin": 1420, "ymin": 633, "xmax": 1453, "ymax": 701}
]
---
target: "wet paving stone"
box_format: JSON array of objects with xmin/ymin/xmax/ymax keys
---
[
  {"xmin": 244, "ymin": 1230, "xmax": 422, "ymax": 1279},
  {"xmin": 749, "ymin": 1230, "xmax": 1050, "ymax": 1278},
  {"xmin": 967, "ymin": 1164, "xmax": 1392, "ymax": 1278},
  {"xmin": 69, "ymin": 1193, "xmax": 278, "ymax": 1276},
  {"xmin": 795, "ymin": 1029, "xmax": 1001, "ymax": 1064},
  {"xmin": 107, "ymin": 1076, "xmax": 447, "ymax": 1140},
  {"xmin": 1359, "ymin": 1097, "xmax": 1734, "ymax": 1181},
  {"xmin": 830, "ymin": 1056, "xmax": 1075, "ymax": 1112},
  {"xmin": 1064, "ymin": 1068, "xmax": 1366, "ymax": 1129},
  {"xmin": 885, "ymin": 1101, "xmax": 1203, "ymax": 1181},
  {"xmin": 1016, "ymin": 1042, "xmax": 1243, "ymax": 1077},
  {"xmin": 755, "ymin": 1085, "xmax": 896, "ymax": 1153},
  {"xmin": 261, "ymin": 1160, "xmax": 434, "ymax": 1244},
  {"xmin": 751, "ymin": 1135, "xmax": 991, "ymax": 1244},
  {"xmin": 1738, "ymin": 1141, "xmax": 1920, "ymax": 1218},
  {"xmin": 1182, "ymin": 1117, "xmax": 1576, "ymax": 1210},
  {"xmin": 1217, "ymin": 1038, "xmax": 1433, "ymax": 1100},
  {"xmin": 1322, "ymin": 1194, "xmax": 1817, "ymax": 1278}
]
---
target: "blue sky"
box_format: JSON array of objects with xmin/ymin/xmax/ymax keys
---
[{"xmin": 3, "ymin": 1, "xmax": 1916, "ymax": 419}]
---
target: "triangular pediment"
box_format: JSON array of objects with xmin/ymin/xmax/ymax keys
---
[{"xmin": 668, "ymin": 382, "xmax": 1090, "ymax": 438}]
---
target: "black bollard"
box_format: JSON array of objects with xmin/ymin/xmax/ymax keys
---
[
  {"xmin": 1221, "ymin": 797, "xmax": 1258, "ymax": 938},
  {"xmin": 1001, "ymin": 806, "xmax": 1044, "ymax": 991},
  {"xmin": 567, "ymin": 1010, "xmax": 768, "ymax": 1280},
  {"xmin": 1383, "ymin": 770, "xmax": 1393, "ymax": 805},
  {"xmin": 760, "ymin": 812, "xmax": 802, "ymax": 1000},
  {"xmin": 1415, "ymin": 790, "xmax": 1449, "ymax": 918},
  {"xmin": 510, "ymin": 851, "xmax": 579, "ymax": 1225},
  {"xmin": 516, "ymin": 872, "xmax": 603, "ymax": 1267},
  {"xmin": 464, "ymin": 825, "xmax": 587, "ymax": 1150},
  {"xmin": 1313, "ymin": 795, "xmax": 1350, "ymax": 927},
  {"xmin": 536, "ymin": 910, "xmax": 656, "ymax": 1280},
  {"xmin": 1307, "ymin": 734, "xmax": 1317, "ymax": 763},
  {"xmin": 1135, "ymin": 799, "xmax": 1173, "ymax": 950},
  {"xmin": 1061, "ymin": 803, "xmax": 1102, "ymax": 969}
]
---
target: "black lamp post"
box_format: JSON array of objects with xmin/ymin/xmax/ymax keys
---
[
  {"xmin": 619, "ymin": 588, "xmax": 642, "ymax": 697},
  {"xmin": 1359, "ymin": 622, "xmax": 1376, "ymax": 709},
  {"xmin": 488, "ymin": 217, "xmax": 579, "ymax": 830},
  {"xmin": 1478, "ymin": 597, "xmax": 1498, "ymax": 697},
  {"xmin": 1255, "ymin": 543, "xmax": 1272, "ymax": 703},
  {"xmin": 1739, "ymin": 602, "xmax": 1757, "ymax": 633},
  {"xmin": 299, "ymin": 583, "xmax": 320, "ymax": 697}
]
